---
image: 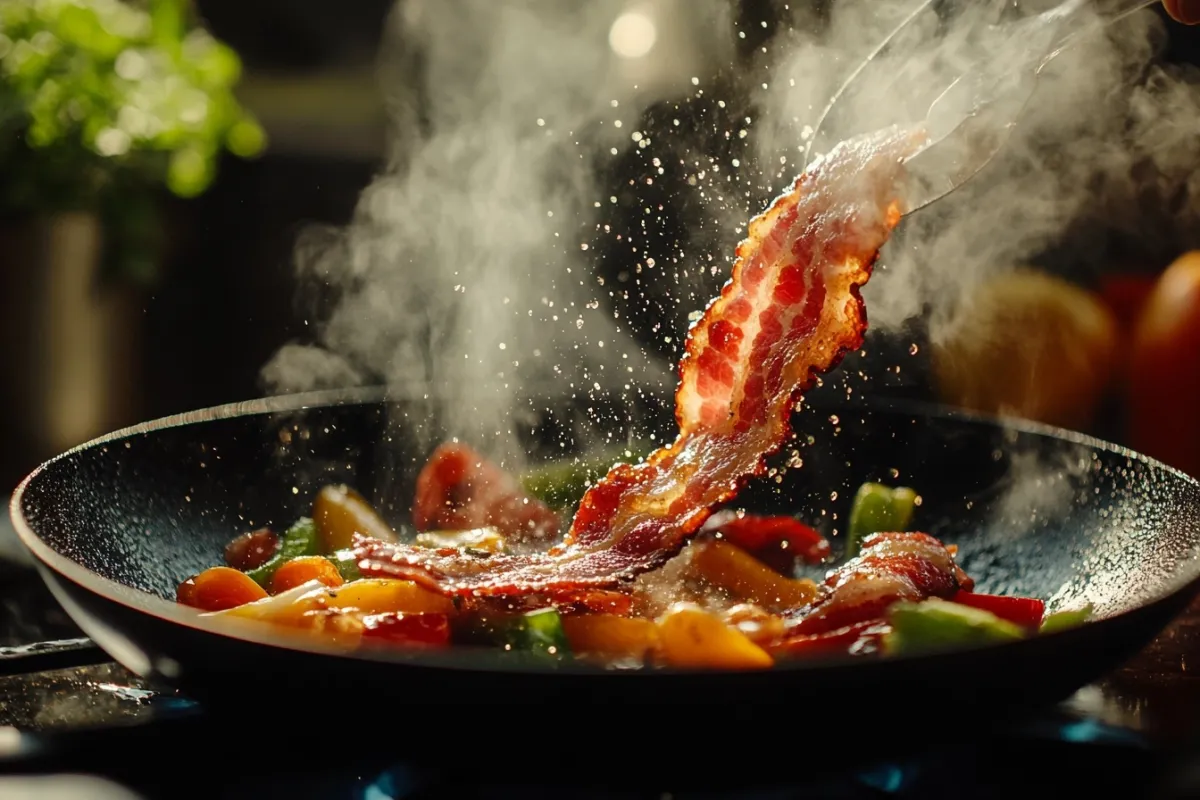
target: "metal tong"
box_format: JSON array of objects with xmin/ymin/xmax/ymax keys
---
[{"xmin": 803, "ymin": 0, "xmax": 1159, "ymax": 214}]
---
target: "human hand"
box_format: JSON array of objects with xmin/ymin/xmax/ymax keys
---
[{"xmin": 1164, "ymin": 0, "xmax": 1200, "ymax": 24}]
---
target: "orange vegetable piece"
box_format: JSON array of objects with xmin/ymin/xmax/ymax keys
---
[
  {"xmin": 690, "ymin": 540, "xmax": 820, "ymax": 611},
  {"xmin": 177, "ymin": 566, "xmax": 268, "ymax": 612},
  {"xmin": 323, "ymin": 579, "xmax": 455, "ymax": 615},
  {"xmin": 271, "ymin": 556, "xmax": 344, "ymax": 594},
  {"xmin": 655, "ymin": 602, "xmax": 774, "ymax": 669},
  {"xmin": 561, "ymin": 614, "xmax": 659, "ymax": 658}
]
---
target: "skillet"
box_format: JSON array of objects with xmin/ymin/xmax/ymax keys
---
[{"xmin": 9, "ymin": 386, "xmax": 1200, "ymax": 766}]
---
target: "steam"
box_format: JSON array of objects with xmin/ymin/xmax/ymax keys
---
[
  {"xmin": 749, "ymin": 0, "xmax": 1200, "ymax": 344},
  {"xmin": 262, "ymin": 0, "xmax": 1200, "ymax": 462},
  {"xmin": 262, "ymin": 0, "xmax": 735, "ymax": 456}
]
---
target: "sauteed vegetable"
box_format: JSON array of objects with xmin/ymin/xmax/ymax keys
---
[
  {"xmin": 176, "ymin": 125, "xmax": 1091, "ymax": 668},
  {"xmin": 177, "ymin": 466, "xmax": 1089, "ymax": 667}
]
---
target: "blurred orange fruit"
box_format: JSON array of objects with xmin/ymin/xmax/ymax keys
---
[{"xmin": 931, "ymin": 269, "xmax": 1118, "ymax": 431}]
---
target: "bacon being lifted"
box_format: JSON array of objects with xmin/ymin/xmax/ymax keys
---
[{"xmin": 354, "ymin": 125, "xmax": 926, "ymax": 602}]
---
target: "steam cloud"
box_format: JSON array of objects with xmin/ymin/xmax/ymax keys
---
[
  {"xmin": 262, "ymin": 0, "xmax": 734, "ymax": 457},
  {"xmin": 750, "ymin": 0, "xmax": 1200, "ymax": 345},
  {"xmin": 263, "ymin": 0, "xmax": 1200, "ymax": 447}
]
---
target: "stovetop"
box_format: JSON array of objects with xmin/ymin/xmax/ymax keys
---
[{"xmin": 1, "ymin": 517, "xmax": 1198, "ymax": 800}]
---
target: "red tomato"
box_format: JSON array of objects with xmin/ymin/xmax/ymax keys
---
[
  {"xmin": 361, "ymin": 612, "xmax": 452, "ymax": 648},
  {"xmin": 950, "ymin": 590, "xmax": 1045, "ymax": 629},
  {"xmin": 413, "ymin": 442, "xmax": 560, "ymax": 542},
  {"xmin": 1128, "ymin": 252, "xmax": 1200, "ymax": 478},
  {"xmin": 711, "ymin": 513, "xmax": 830, "ymax": 563}
]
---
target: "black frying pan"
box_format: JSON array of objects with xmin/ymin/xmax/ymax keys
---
[{"xmin": 9, "ymin": 387, "xmax": 1200, "ymax": 773}]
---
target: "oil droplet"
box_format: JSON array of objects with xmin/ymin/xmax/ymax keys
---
[
  {"xmin": 909, "ymin": 343, "xmax": 919, "ymax": 355},
  {"xmin": 829, "ymin": 415, "xmax": 839, "ymax": 425},
  {"xmin": 830, "ymin": 491, "xmax": 838, "ymax": 502}
]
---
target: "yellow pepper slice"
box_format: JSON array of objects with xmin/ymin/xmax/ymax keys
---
[
  {"xmin": 313, "ymin": 484, "xmax": 398, "ymax": 552},
  {"xmin": 690, "ymin": 540, "xmax": 820, "ymax": 611},
  {"xmin": 414, "ymin": 527, "xmax": 506, "ymax": 554},
  {"xmin": 655, "ymin": 602, "xmax": 774, "ymax": 669},
  {"xmin": 324, "ymin": 578, "xmax": 455, "ymax": 615},
  {"xmin": 561, "ymin": 614, "xmax": 660, "ymax": 658}
]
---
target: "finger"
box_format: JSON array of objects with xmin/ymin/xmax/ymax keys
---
[{"xmin": 1164, "ymin": 0, "xmax": 1200, "ymax": 24}]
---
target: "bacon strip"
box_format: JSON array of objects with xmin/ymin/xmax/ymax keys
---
[
  {"xmin": 354, "ymin": 125, "xmax": 925, "ymax": 601},
  {"xmin": 782, "ymin": 532, "xmax": 970, "ymax": 636}
]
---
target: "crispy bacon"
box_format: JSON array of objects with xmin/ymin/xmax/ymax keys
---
[
  {"xmin": 783, "ymin": 532, "xmax": 968, "ymax": 636},
  {"xmin": 354, "ymin": 125, "xmax": 925, "ymax": 602}
]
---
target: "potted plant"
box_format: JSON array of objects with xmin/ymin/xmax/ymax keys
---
[{"xmin": 0, "ymin": 0, "xmax": 265, "ymax": 486}]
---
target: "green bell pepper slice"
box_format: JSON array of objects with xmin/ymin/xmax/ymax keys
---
[
  {"xmin": 846, "ymin": 482, "xmax": 918, "ymax": 558},
  {"xmin": 456, "ymin": 607, "xmax": 572, "ymax": 660},
  {"xmin": 244, "ymin": 517, "xmax": 319, "ymax": 588},
  {"xmin": 1039, "ymin": 603, "xmax": 1093, "ymax": 634},
  {"xmin": 882, "ymin": 597, "xmax": 1026, "ymax": 656},
  {"xmin": 519, "ymin": 443, "xmax": 653, "ymax": 511},
  {"xmin": 329, "ymin": 548, "xmax": 363, "ymax": 582}
]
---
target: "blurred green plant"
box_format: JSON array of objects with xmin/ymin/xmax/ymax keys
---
[{"xmin": 0, "ymin": 0, "xmax": 266, "ymax": 283}]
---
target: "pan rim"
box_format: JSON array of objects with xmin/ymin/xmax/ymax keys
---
[{"xmin": 10, "ymin": 387, "xmax": 1200, "ymax": 676}]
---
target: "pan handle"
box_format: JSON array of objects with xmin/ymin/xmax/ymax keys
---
[{"xmin": 0, "ymin": 637, "xmax": 110, "ymax": 676}]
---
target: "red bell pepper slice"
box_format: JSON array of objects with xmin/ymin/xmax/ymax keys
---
[
  {"xmin": 711, "ymin": 513, "xmax": 831, "ymax": 564},
  {"xmin": 950, "ymin": 590, "xmax": 1045, "ymax": 629},
  {"xmin": 361, "ymin": 612, "xmax": 452, "ymax": 648}
]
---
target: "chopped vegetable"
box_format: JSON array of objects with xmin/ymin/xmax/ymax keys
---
[
  {"xmin": 690, "ymin": 540, "xmax": 821, "ymax": 611},
  {"xmin": 206, "ymin": 580, "xmax": 329, "ymax": 625},
  {"xmin": 561, "ymin": 614, "xmax": 660, "ymax": 659},
  {"xmin": 330, "ymin": 549, "xmax": 363, "ymax": 582},
  {"xmin": 224, "ymin": 528, "xmax": 279, "ymax": 571},
  {"xmin": 292, "ymin": 608, "xmax": 366, "ymax": 648},
  {"xmin": 721, "ymin": 603, "xmax": 787, "ymax": 644},
  {"xmin": 244, "ymin": 517, "xmax": 319, "ymax": 588},
  {"xmin": 455, "ymin": 608, "xmax": 572, "ymax": 659},
  {"xmin": 655, "ymin": 602, "xmax": 774, "ymax": 669},
  {"xmin": 521, "ymin": 608, "xmax": 573, "ymax": 657},
  {"xmin": 704, "ymin": 511, "xmax": 830, "ymax": 566},
  {"xmin": 362, "ymin": 612, "xmax": 452, "ymax": 648},
  {"xmin": 518, "ymin": 444, "xmax": 652, "ymax": 510},
  {"xmin": 271, "ymin": 556, "xmax": 344, "ymax": 594},
  {"xmin": 1039, "ymin": 603, "xmax": 1094, "ymax": 634},
  {"xmin": 882, "ymin": 597, "xmax": 1026, "ymax": 655},
  {"xmin": 313, "ymin": 485, "xmax": 398, "ymax": 553},
  {"xmin": 177, "ymin": 566, "xmax": 268, "ymax": 611},
  {"xmin": 324, "ymin": 579, "xmax": 455, "ymax": 616},
  {"xmin": 414, "ymin": 442, "xmax": 560, "ymax": 541},
  {"xmin": 950, "ymin": 590, "xmax": 1045, "ymax": 629},
  {"xmin": 413, "ymin": 527, "xmax": 506, "ymax": 554},
  {"xmin": 846, "ymin": 483, "xmax": 917, "ymax": 558}
]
